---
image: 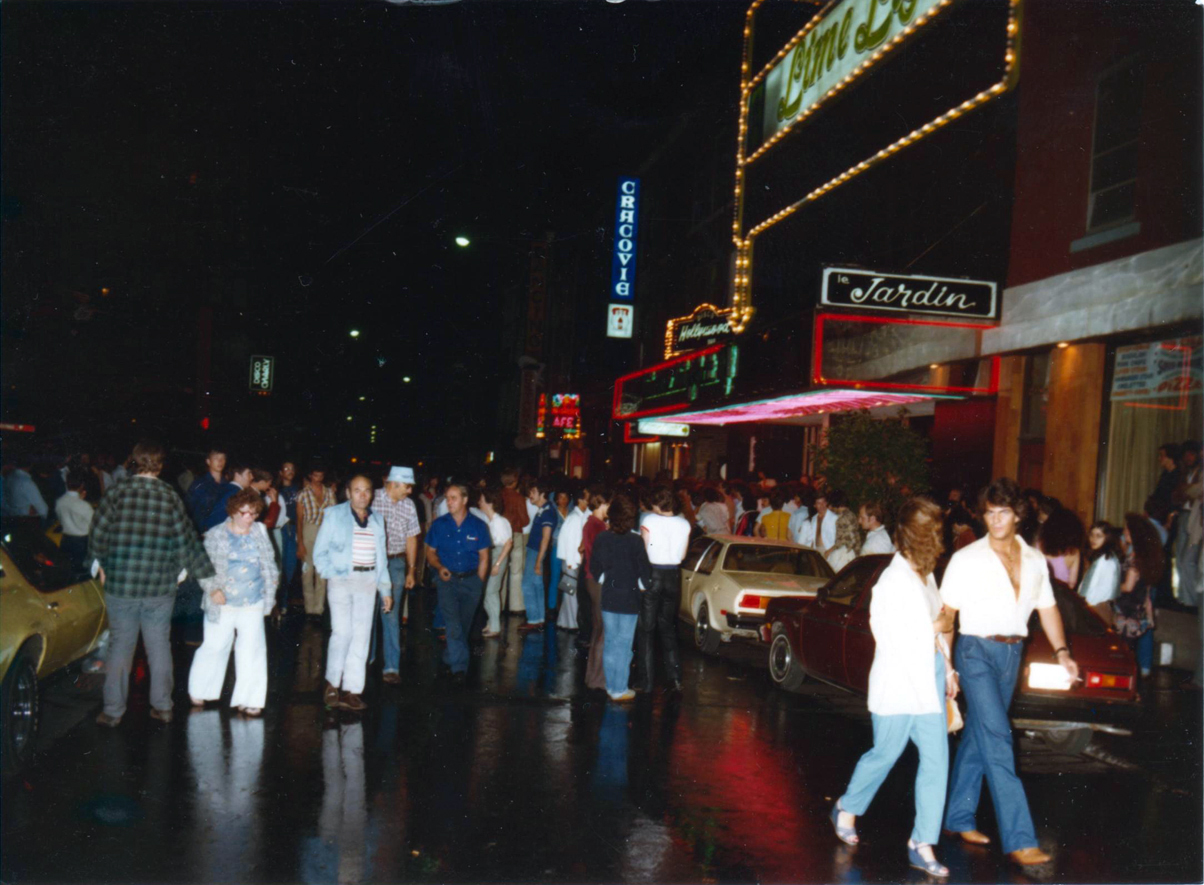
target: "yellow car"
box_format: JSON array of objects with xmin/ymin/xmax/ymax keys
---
[{"xmin": 1, "ymin": 522, "xmax": 107, "ymax": 775}]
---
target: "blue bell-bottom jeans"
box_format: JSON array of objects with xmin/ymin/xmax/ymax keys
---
[{"xmin": 944, "ymin": 635, "xmax": 1039, "ymax": 853}]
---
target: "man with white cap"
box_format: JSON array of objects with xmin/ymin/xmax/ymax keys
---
[{"xmin": 372, "ymin": 465, "xmax": 421, "ymax": 683}]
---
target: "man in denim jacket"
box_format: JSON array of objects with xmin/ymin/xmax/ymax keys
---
[{"xmin": 314, "ymin": 474, "xmax": 391, "ymax": 712}]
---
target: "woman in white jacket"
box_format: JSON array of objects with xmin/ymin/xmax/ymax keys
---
[
  {"xmin": 190, "ymin": 487, "xmax": 278, "ymax": 716},
  {"xmin": 831, "ymin": 498, "xmax": 957, "ymax": 878}
]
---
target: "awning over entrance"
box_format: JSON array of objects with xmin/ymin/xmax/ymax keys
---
[{"xmin": 657, "ymin": 389, "xmax": 936, "ymax": 425}]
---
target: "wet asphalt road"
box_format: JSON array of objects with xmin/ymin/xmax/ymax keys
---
[{"xmin": 2, "ymin": 592, "xmax": 1201, "ymax": 885}]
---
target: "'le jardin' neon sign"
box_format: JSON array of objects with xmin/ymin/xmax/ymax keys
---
[{"xmin": 728, "ymin": 0, "xmax": 1022, "ymax": 333}]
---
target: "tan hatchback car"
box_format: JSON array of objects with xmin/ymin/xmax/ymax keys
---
[{"xmin": 677, "ymin": 534, "xmax": 834, "ymax": 654}]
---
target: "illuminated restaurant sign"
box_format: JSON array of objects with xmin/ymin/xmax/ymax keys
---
[
  {"xmin": 821, "ymin": 267, "xmax": 998, "ymax": 321},
  {"xmin": 665, "ymin": 303, "xmax": 736, "ymax": 358},
  {"xmin": 249, "ymin": 355, "xmax": 275, "ymax": 394},
  {"xmin": 638, "ymin": 419, "xmax": 691, "ymax": 438},
  {"xmin": 613, "ymin": 343, "xmax": 740, "ymax": 421},
  {"xmin": 537, "ymin": 393, "xmax": 582, "ymax": 440},
  {"xmin": 753, "ymin": 0, "xmax": 943, "ymax": 149}
]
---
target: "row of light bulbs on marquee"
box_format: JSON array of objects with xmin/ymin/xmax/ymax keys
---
[{"xmin": 727, "ymin": 0, "xmax": 1022, "ymax": 336}]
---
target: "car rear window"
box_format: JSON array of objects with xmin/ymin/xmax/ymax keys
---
[
  {"xmin": 722, "ymin": 544, "xmax": 833, "ymax": 578},
  {"xmin": 1029, "ymin": 579, "xmax": 1108, "ymax": 637},
  {"xmin": 1, "ymin": 520, "xmax": 88, "ymax": 592}
]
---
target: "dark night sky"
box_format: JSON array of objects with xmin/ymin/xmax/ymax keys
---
[{"xmin": 1, "ymin": 0, "xmax": 745, "ymax": 463}]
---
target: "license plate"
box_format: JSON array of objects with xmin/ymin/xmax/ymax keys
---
[{"xmin": 1028, "ymin": 662, "xmax": 1073, "ymax": 691}]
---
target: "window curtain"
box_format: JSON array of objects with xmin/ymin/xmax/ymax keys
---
[{"xmin": 1100, "ymin": 394, "xmax": 1202, "ymax": 524}]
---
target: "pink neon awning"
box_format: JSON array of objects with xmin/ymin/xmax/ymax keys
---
[{"xmin": 660, "ymin": 390, "xmax": 934, "ymax": 425}]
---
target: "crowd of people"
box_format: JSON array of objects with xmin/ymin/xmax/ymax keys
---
[{"xmin": 2, "ymin": 434, "xmax": 1200, "ymax": 875}]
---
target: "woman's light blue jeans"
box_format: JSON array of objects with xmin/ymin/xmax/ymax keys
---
[
  {"xmin": 601, "ymin": 611, "xmax": 639, "ymax": 697},
  {"xmin": 840, "ymin": 652, "xmax": 948, "ymax": 845}
]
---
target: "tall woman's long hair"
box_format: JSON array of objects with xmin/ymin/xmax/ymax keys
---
[
  {"xmin": 1123, "ymin": 513, "xmax": 1165, "ymax": 585},
  {"xmin": 893, "ymin": 497, "xmax": 945, "ymax": 578}
]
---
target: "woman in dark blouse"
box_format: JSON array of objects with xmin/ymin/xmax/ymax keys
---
[
  {"xmin": 589, "ymin": 495, "xmax": 652, "ymax": 702},
  {"xmin": 581, "ymin": 489, "xmax": 613, "ymax": 691}
]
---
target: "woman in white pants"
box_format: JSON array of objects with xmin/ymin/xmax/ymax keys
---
[
  {"xmin": 191, "ymin": 488, "xmax": 279, "ymax": 715},
  {"xmin": 478, "ymin": 488, "xmax": 513, "ymax": 638}
]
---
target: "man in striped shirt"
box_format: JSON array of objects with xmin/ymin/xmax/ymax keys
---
[{"xmin": 313, "ymin": 475, "xmax": 391, "ymax": 712}]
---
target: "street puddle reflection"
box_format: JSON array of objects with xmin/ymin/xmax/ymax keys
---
[
  {"xmin": 302, "ymin": 721, "xmax": 369, "ymax": 885},
  {"xmin": 185, "ymin": 711, "xmax": 265, "ymax": 880}
]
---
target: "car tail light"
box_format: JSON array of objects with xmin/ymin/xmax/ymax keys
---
[
  {"xmin": 737, "ymin": 593, "xmax": 769, "ymax": 612},
  {"xmin": 1084, "ymin": 671, "xmax": 1133, "ymax": 691}
]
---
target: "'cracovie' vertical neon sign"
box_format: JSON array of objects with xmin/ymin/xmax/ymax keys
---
[
  {"xmin": 611, "ymin": 177, "xmax": 640, "ymax": 301},
  {"xmin": 728, "ymin": 0, "xmax": 1024, "ymax": 334}
]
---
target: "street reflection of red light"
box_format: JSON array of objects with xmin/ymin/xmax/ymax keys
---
[{"xmin": 670, "ymin": 707, "xmax": 819, "ymax": 880}]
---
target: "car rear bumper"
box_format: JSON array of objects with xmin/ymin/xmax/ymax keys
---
[
  {"xmin": 725, "ymin": 612, "xmax": 765, "ymax": 632},
  {"xmin": 1010, "ymin": 694, "xmax": 1142, "ymax": 736}
]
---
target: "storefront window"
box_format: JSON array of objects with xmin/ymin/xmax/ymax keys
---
[{"xmin": 1100, "ymin": 335, "xmax": 1203, "ymax": 522}]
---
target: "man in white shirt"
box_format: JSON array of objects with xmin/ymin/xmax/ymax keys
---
[
  {"xmin": 2, "ymin": 461, "xmax": 48, "ymax": 520},
  {"xmin": 940, "ymin": 477, "xmax": 1078, "ymax": 869},
  {"xmin": 798, "ymin": 493, "xmax": 836, "ymax": 552},
  {"xmin": 555, "ymin": 487, "xmax": 589, "ymax": 630},
  {"xmin": 636, "ymin": 487, "xmax": 691, "ymax": 692},
  {"xmin": 55, "ymin": 467, "xmax": 95, "ymax": 570},
  {"xmin": 859, "ymin": 502, "xmax": 895, "ymax": 555},
  {"xmin": 787, "ymin": 490, "xmax": 811, "ymax": 544}
]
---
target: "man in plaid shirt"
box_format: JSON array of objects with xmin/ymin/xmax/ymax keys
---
[
  {"xmin": 89, "ymin": 440, "xmax": 215, "ymax": 727},
  {"xmin": 372, "ymin": 465, "xmax": 422, "ymax": 682}
]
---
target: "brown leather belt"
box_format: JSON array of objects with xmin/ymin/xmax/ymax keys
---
[{"xmin": 984, "ymin": 634, "xmax": 1025, "ymax": 644}]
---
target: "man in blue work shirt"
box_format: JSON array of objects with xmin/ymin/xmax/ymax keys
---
[{"xmin": 425, "ymin": 482, "xmax": 491, "ymax": 684}]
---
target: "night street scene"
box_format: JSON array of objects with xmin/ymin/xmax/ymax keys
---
[{"xmin": 1, "ymin": 1, "xmax": 1202, "ymax": 884}]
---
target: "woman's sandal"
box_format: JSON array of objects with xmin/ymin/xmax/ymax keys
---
[
  {"xmin": 907, "ymin": 840, "xmax": 949, "ymax": 878},
  {"xmin": 830, "ymin": 802, "xmax": 859, "ymax": 846},
  {"xmin": 240, "ymin": 707, "xmax": 263, "ymax": 718}
]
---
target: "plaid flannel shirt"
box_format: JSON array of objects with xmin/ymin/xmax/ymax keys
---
[
  {"xmin": 372, "ymin": 489, "xmax": 421, "ymax": 555},
  {"xmin": 87, "ymin": 475, "xmax": 216, "ymax": 598}
]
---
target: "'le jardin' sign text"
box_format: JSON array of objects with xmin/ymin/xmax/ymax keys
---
[{"xmin": 821, "ymin": 267, "xmax": 999, "ymax": 321}]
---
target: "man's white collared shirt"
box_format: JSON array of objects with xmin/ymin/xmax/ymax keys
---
[
  {"xmin": 940, "ymin": 535, "xmax": 1055, "ymax": 638},
  {"xmin": 861, "ymin": 524, "xmax": 895, "ymax": 556}
]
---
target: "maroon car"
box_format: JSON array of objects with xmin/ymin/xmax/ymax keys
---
[{"xmin": 761, "ymin": 554, "xmax": 1140, "ymax": 754}]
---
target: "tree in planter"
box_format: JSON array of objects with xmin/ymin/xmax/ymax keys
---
[{"xmin": 815, "ymin": 409, "xmax": 930, "ymax": 524}]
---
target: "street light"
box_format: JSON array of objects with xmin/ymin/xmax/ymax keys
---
[
  {"xmin": 349, "ymin": 329, "xmax": 361, "ymax": 338},
  {"xmin": 402, "ymin": 376, "xmax": 412, "ymax": 383},
  {"xmin": 455, "ymin": 236, "xmax": 470, "ymax": 247}
]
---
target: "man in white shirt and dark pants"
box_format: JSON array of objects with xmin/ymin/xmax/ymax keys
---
[
  {"xmin": 940, "ymin": 477, "xmax": 1078, "ymax": 868},
  {"xmin": 636, "ymin": 487, "xmax": 691, "ymax": 693},
  {"xmin": 798, "ymin": 492, "xmax": 836, "ymax": 553},
  {"xmin": 859, "ymin": 501, "xmax": 895, "ymax": 556},
  {"xmin": 555, "ymin": 486, "xmax": 589, "ymax": 631}
]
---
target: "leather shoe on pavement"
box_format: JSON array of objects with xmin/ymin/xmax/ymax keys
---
[
  {"xmin": 337, "ymin": 692, "xmax": 367, "ymax": 712},
  {"xmin": 95, "ymin": 712, "xmax": 122, "ymax": 728},
  {"xmin": 1009, "ymin": 847, "xmax": 1051, "ymax": 866},
  {"xmin": 382, "ymin": 672, "xmax": 401, "ymax": 685},
  {"xmin": 945, "ymin": 829, "xmax": 991, "ymax": 845},
  {"xmin": 149, "ymin": 707, "xmax": 173, "ymax": 723},
  {"xmin": 323, "ymin": 681, "xmax": 340, "ymax": 708}
]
